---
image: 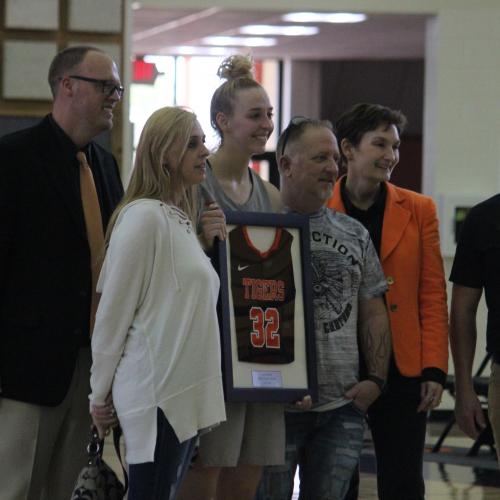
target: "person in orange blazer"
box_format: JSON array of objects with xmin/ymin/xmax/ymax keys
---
[{"xmin": 327, "ymin": 103, "xmax": 448, "ymax": 500}]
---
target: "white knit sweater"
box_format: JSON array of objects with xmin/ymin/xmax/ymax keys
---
[{"xmin": 89, "ymin": 199, "xmax": 226, "ymax": 463}]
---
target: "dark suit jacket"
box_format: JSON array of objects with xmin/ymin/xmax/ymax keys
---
[{"xmin": 0, "ymin": 115, "xmax": 123, "ymax": 406}]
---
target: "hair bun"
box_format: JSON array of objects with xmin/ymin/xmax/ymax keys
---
[{"xmin": 217, "ymin": 54, "xmax": 254, "ymax": 81}]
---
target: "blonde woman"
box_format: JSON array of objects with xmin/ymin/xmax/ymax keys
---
[
  {"xmin": 180, "ymin": 55, "xmax": 305, "ymax": 500},
  {"xmin": 200, "ymin": 54, "xmax": 281, "ymax": 214},
  {"xmin": 89, "ymin": 107, "xmax": 226, "ymax": 500}
]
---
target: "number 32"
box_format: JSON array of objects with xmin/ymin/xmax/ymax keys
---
[{"xmin": 249, "ymin": 306, "xmax": 280, "ymax": 349}]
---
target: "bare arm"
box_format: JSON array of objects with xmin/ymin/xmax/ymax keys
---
[
  {"xmin": 358, "ymin": 296, "xmax": 391, "ymax": 379},
  {"xmin": 263, "ymin": 180, "xmax": 284, "ymax": 212},
  {"xmin": 345, "ymin": 296, "xmax": 391, "ymax": 411},
  {"xmin": 450, "ymin": 283, "xmax": 486, "ymax": 438}
]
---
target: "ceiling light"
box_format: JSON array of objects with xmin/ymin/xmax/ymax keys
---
[
  {"xmin": 238, "ymin": 25, "xmax": 319, "ymax": 36},
  {"xmin": 201, "ymin": 36, "xmax": 277, "ymax": 47},
  {"xmin": 163, "ymin": 46, "xmax": 231, "ymax": 56},
  {"xmin": 282, "ymin": 12, "xmax": 367, "ymax": 24},
  {"xmin": 131, "ymin": 2, "xmax": 141, "ymax": 10}
]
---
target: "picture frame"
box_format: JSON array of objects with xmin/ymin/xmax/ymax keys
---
[{"xmin": 215, "ymin": 211, "xmax": 317, "ymax": 403}]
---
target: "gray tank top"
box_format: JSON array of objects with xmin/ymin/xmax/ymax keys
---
[{"xmin": 200, "ymin": 161, "xmax": 273, "ymax": 213}]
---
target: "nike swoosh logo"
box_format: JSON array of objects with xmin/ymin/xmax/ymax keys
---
[{"xmin": 238, "ymin": 264, "xmax": 251, "ymax": 271}]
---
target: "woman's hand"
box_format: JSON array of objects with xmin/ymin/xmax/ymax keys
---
[
  {"xmin": 90, "ymin": 395, "xmax": 119, "ymax": 439},
  {"xmin": 418, "ymin": 381, "xmax": 444, "ymax": 412},
  {"xmin": 199, "ymin": 202, "xmax": 226, "ymax": 249}
]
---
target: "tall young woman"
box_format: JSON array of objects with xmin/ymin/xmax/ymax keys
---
[
  {"xmin": 327, "ymin": 103, "xmax": 448, "ymax": 500},
  {"xmin": 89, "ymin": 107, "xmax": 226, "ymax": 500},
  {"xmin": 178, "ymin": 55, "xmax": 285, "ymax": 500}
]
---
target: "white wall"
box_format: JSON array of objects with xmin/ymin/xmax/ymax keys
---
[{"xmin": 424, "ymin": 7, "xmax": 500, "ymax": 198}]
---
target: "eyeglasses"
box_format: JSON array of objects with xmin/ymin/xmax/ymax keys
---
[
  {"xmin": 68, "ymin": 75, "xmax": 124, "ymax": 98},
  {"xmin": 280, "ymin": 116, "xmax": 311, "ymax": 156}
]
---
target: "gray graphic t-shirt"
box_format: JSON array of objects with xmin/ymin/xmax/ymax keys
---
[{"xmin": 309, "ymin": 207, "xmax": 387, "ymax": 411}]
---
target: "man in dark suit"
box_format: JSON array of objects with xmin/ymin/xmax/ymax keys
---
[{"xmin": 0, "ymin": 46, "xmax": 124, "ymax": 499}]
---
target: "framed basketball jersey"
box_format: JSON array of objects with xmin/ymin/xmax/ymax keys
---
[
  {"xmin": 229, "ymin": 225, "xmax": 296, "ymax": 364},
  {"xmin": 215, "ymin": 211, "xmax": 317, "ymax": 404}
]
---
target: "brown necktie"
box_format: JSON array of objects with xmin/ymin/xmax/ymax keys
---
[{"xmin": 77, "ymin": 151, "xmax": 105, "ymax": 335}]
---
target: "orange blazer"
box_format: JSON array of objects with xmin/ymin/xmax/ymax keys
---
[{"xmin": 327, "ymin": 179, "xmax": 448, "ymax": 376}]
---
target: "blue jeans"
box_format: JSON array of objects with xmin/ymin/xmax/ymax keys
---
[
  {"xmin": 256, "ymin": 403, "xmax": 365, "ymax": 500},
  {"xmin": 128, "ymin": 408, "xmax": 197, "ymax": 500}
]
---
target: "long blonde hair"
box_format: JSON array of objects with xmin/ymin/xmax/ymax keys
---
[{"xmin": 106, "ymin": 106, "xmax": 198, "ymax": 242}]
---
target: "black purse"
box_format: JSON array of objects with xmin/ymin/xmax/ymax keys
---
[{"xmin": 70, "ymin": 426, "xmax": 128, "ymax": 500}]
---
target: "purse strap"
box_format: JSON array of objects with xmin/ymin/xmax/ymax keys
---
[
  {"xmin": 87, "ymin": 426, "xmax": 103, "ymax": 465},
  {"xmin": 88, "ymin": 425, "xmax": 129, "ymax": 493}
]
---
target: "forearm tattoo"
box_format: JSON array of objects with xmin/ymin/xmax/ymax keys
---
[{"xmin": 359, "ymin": 311, "xmax": 391, "ymax": 379}]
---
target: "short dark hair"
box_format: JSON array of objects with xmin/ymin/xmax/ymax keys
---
[
  {"xmin": 48, "ymin": 46, "xmax": 103, "ymax": 97},
  {"xmin": 335, "ymin": 103, "xmax": 407, "ymax": 167},
  {"xmin": 276, "ymin": 117, "xmax": 333, "ymax": 163}
]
